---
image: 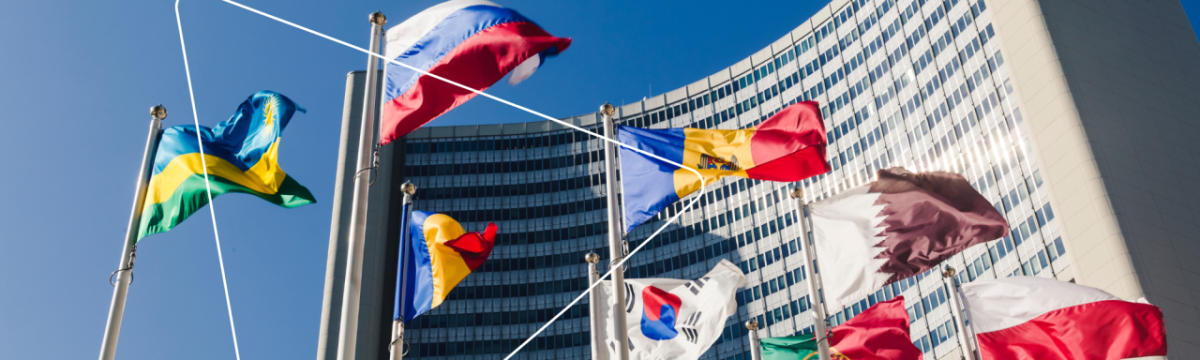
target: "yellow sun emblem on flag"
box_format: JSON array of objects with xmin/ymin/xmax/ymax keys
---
[
  {"xmin": 261, "ymin": 94, "xmax": 279, "ymax": 126},
  {"xmin": 802, "ymin": 347, "xmax": 850, "ymax": 360}
]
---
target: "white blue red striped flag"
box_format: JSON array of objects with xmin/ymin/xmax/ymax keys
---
[{"xmin": 379, "ymin": 0, "xmax": 571, "ymax": 145}]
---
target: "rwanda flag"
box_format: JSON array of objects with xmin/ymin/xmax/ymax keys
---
[
  {"xmin": 137, "ymin": 91, "xmax": 315, "ymax": 240},
  {"xmin": 618, "ymin": 101, "xmax": 830, "ymax": 233}
]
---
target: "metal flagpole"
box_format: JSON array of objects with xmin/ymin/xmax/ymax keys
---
[
  {"xmin": 99, "ymin": 105, "xmax": 165, "ymax": 360},
  {"xmin": 746, "ymin": 321, "xmax": 764, "ymax": 360},
  {"xmin": 586, "ymin": 253, "xmax": 603, "ymax": 360},
  {"xmin": 390, "ymin": 182, "xmax": 417, "ymax": 360},
  {"xmin": 599, "ymin": 102, "xmax": 631, "ymax": 360},
  {"xmin": 791, "ymin": 188, "xmax": 832, "ymax": 360},
  {"xmin": 942, "ymin": 267, "xmax": 980, "ymax": 360},
  {"xmin": 337, "ymin": 11, "xmax": 386, "ymax": 360}
]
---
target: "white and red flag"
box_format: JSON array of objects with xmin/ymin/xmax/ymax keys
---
[
  {"xmin": 961, "ymin": 276, "xmax": 1167, "ymax": 360},
  {"xmin": 809, "ymin": 167, "xmax": 1007, "ymax": 310}
]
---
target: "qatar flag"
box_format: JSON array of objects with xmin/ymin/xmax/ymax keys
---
[
  {"xmin": 809, "ymin": 167, "xmax": 1007, "ymax": 311},
  {"xmin": 961, "ymin": 276, "xmax": 1167, "ymax": 360},
  {"xmin": 378, "ymin": 0, "xmax": 571, "ymax": 145}
]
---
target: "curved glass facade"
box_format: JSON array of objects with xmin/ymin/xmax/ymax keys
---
[{"xmin": 396, "ymin": 0, "xmax": 1071, "ymax": 359}]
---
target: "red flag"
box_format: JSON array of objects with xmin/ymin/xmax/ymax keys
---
[
  {"xmin": 829, "ymin": 296, "xmax": 924, "ymax": 360},
  {"xmin": 962, "ymin": 277, "xmax": 1167, "ymax": 360}
]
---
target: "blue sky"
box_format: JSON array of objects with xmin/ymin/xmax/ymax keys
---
[{"xmin": 1, "ymin": 1, "xmax": 1198, "ymax": 359}]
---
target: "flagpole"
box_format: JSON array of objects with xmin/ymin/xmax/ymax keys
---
[
  {"xmin": 390, "ymin": 182, "xmax": 416, "ymax": 360},
  {"xmin": 746, "ymin": 321, "xmax": 764, "ymax": 360},
  {"xmin": 337, "ymin": 11, "xmax": 386, "ymax": 360},
  {"xmin": 98, "ymin": 105, "xmax": 165, "ymax": 360},
  {"xmin": 942, "ymin": 267, "xmax": 980, "ymax": 360},
  {"xmin": 600, "ymin": 102, "xmax": 631, "ymax": 360},
  {"xmin": 586, "ymin": 253, "xmax": 603, "ymax": 360},
  {"xmin": 790, "ymin": 188, "xmax": 832, "ymax": 360}
]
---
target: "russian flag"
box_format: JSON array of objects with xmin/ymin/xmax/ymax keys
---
[{"xmin": 379, "ymin": 0, "xmax": 571, "ymax": 145}]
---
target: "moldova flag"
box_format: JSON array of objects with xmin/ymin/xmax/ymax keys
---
[
  {"xmin": 378, "ymin": 0, "xmax": 572, "ymax": 145},
  {"xmin": 394, "ymin": 210, "xmax": 497, "ymax": 322},
  {"xmin": 137, "ymin": 91, "xmax": 315, "ymax": 240},
  {"xmin": 617, "ymin": 101, "xmax": 830, "ymax": 233}
]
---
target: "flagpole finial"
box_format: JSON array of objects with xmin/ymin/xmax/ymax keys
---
[
  {"xmin": 942, "ymin": 267, "xmax": 957, "ymax": 278},
  {"xmin": 150, "ymin": 104, "xmax": 167, "ymax": 121},
  {"xmin": 369, "ymin": 11, "xmax": 386, "ymax": 26},
  {"xmin": 585, "ymin": 253, "xmax": 599, "ymax": 264},
  {"xmin": 400, "ymin": 181, "xmax": 417, "ymax": 196},
  {"xmin": 599, "ymin": 102, "xmax": 616, "ymax": 118},
  {"xmin": 745, "ymin": 321, "xmax": 758, "ymax": 331},
  {"xmin": 790, "ymin": 187, "xmax": 804, "ymax": 199}
]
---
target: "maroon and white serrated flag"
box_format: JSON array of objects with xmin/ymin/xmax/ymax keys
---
[{"xmin": 810, "ymin": 167, "xmax": 1007, "ymax": 311}]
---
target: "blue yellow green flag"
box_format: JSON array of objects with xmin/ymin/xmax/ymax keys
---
[{"xmin": 136, "ymin": 91, "xmax": 315, "ymax": 240}]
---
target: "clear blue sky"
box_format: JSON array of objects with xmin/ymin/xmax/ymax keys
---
[{"xmin": 1, "ymin": 1, "xmax": 1198, "ymax": 359}]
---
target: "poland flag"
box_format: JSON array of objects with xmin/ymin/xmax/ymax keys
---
[{"xmin": 960, "ymin": 277, "xmax": 1167, "ymax": 360}]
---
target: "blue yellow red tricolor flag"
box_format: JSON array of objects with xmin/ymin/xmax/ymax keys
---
[
  {"xmin": 394, "ymin": 210, "xmax": 497, "ymax": 322},
  {"xmin": 136, "ymin": 91, "xmax": 315, "ymax": 240},
  {"xmin": 618, "ymin": 101, "xmax": 830, "ymax": 232}
]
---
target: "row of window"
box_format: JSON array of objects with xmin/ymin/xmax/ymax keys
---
[
  {"xmin": 406, "ymin": 129, "xmax": 595, "ymax": 154},
  {"xmin": 831, "ymin": 274, "xmax": 920, "ymax": 326},
  {"xmin": 737, "ymin": 255, "xmax": 808, "ymax": 306},
  {"xmin": 626, "ymin": 239, "xmax": 736, "ymax": 279},
  {"xmin": 411, "ymin": 329, "xmax": 588, "ymax": 357},
  {"xmin": 476, "ymin": 249, "xmax": 599, "ymax": 275},
  {"xmin": 434, "ymin": 198, "xmax": 606, "ymax": 230},
  {"xmin": 914, "ymin": 318, "xmax": 958, "ymax": 354},
  {"xmin": 414, "ymin": 173, "xmax": 603, "ymax": 201},
  {"xmin": 407, "ymin": 303, "xmax": 588, "ymax": 330},
  {"xmin": 404, "ymin": 150, "xmax": 603, "ymax": 177}
]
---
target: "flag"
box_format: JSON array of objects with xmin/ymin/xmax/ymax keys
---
[
  {"xmin": 961, "ymin": 276, "xmax": 1167, "ymax": 360},
  {"xmin": 394, "ymin": 210, "xmax": 496, "ymax": 322},
  {"xmin": 137, "ymin": 91, "xmax": 315, "ymax": 240},
  {"xmin": 379, "ymin": 0, "xmax": 572, "ymax": 145},
  {"xmin": 618, "ymin": 102, "xmax": 830, "ymax": 232},
  {"xmin": 595, "ymin": 260, "xmax": 746, "ymax": 360},
  {"xmin": 760, "ymin": 297, "xmax": 922, "ymax": 360},
  {"xmin": 809, "ymin": 167, "xmax": 1006, "ymax": 311}
]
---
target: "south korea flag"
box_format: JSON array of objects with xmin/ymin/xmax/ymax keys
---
[{"xmin": 595, "ymin": 259, "xmax": 746, "ymax": 360}]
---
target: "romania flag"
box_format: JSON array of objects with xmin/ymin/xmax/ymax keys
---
[
  {"xmin": 394, "ymin": 211, "xmax": 496, "ymax": 322},
  {"xmin": 618, "ymin": 101, "xmax": 830, "ymax": 232},
  {"xmin": 137, "ymin": 91, "xmax": 315, "ymax": 240}
]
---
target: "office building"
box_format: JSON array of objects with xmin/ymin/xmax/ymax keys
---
[{"xmin": 316, "ymin": 0, "xmax": 1200, "ymax": 358}]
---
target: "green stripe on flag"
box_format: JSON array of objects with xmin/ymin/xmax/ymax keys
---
[
  {"xmin": 761, "ymin": 336, "xmax": 819, "ymax": 360},
  {"xmin": 137, "ymin": 174, "xmax": 315, "ymax": 240}
]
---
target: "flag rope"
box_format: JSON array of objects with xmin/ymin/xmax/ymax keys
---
[
  {"xmin": 211, "ymin": 1, "xmax": 710, "ymax": 358},
  {"xmin": 174, "ymin": 2, "xmax": 242, "ymax": 359}
]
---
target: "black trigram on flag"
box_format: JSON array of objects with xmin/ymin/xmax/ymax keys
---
[
  {"xmin": 682, "ymin": 311, "xmax": 703, "ymax": 327},
  {"xmin": 678, "ymin": 311, "xmax": 704, "ymax": 343},
  {"xmin": 624, "ymin": 283, "xmax": 636, "ymax": 314},
  {"xmin": 680, "ymin": 327, "xmax": 700, "ymax": 344},
  {"xmin": 685, "ymin": 276, "xmax": 711, "ymax": 295}
]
